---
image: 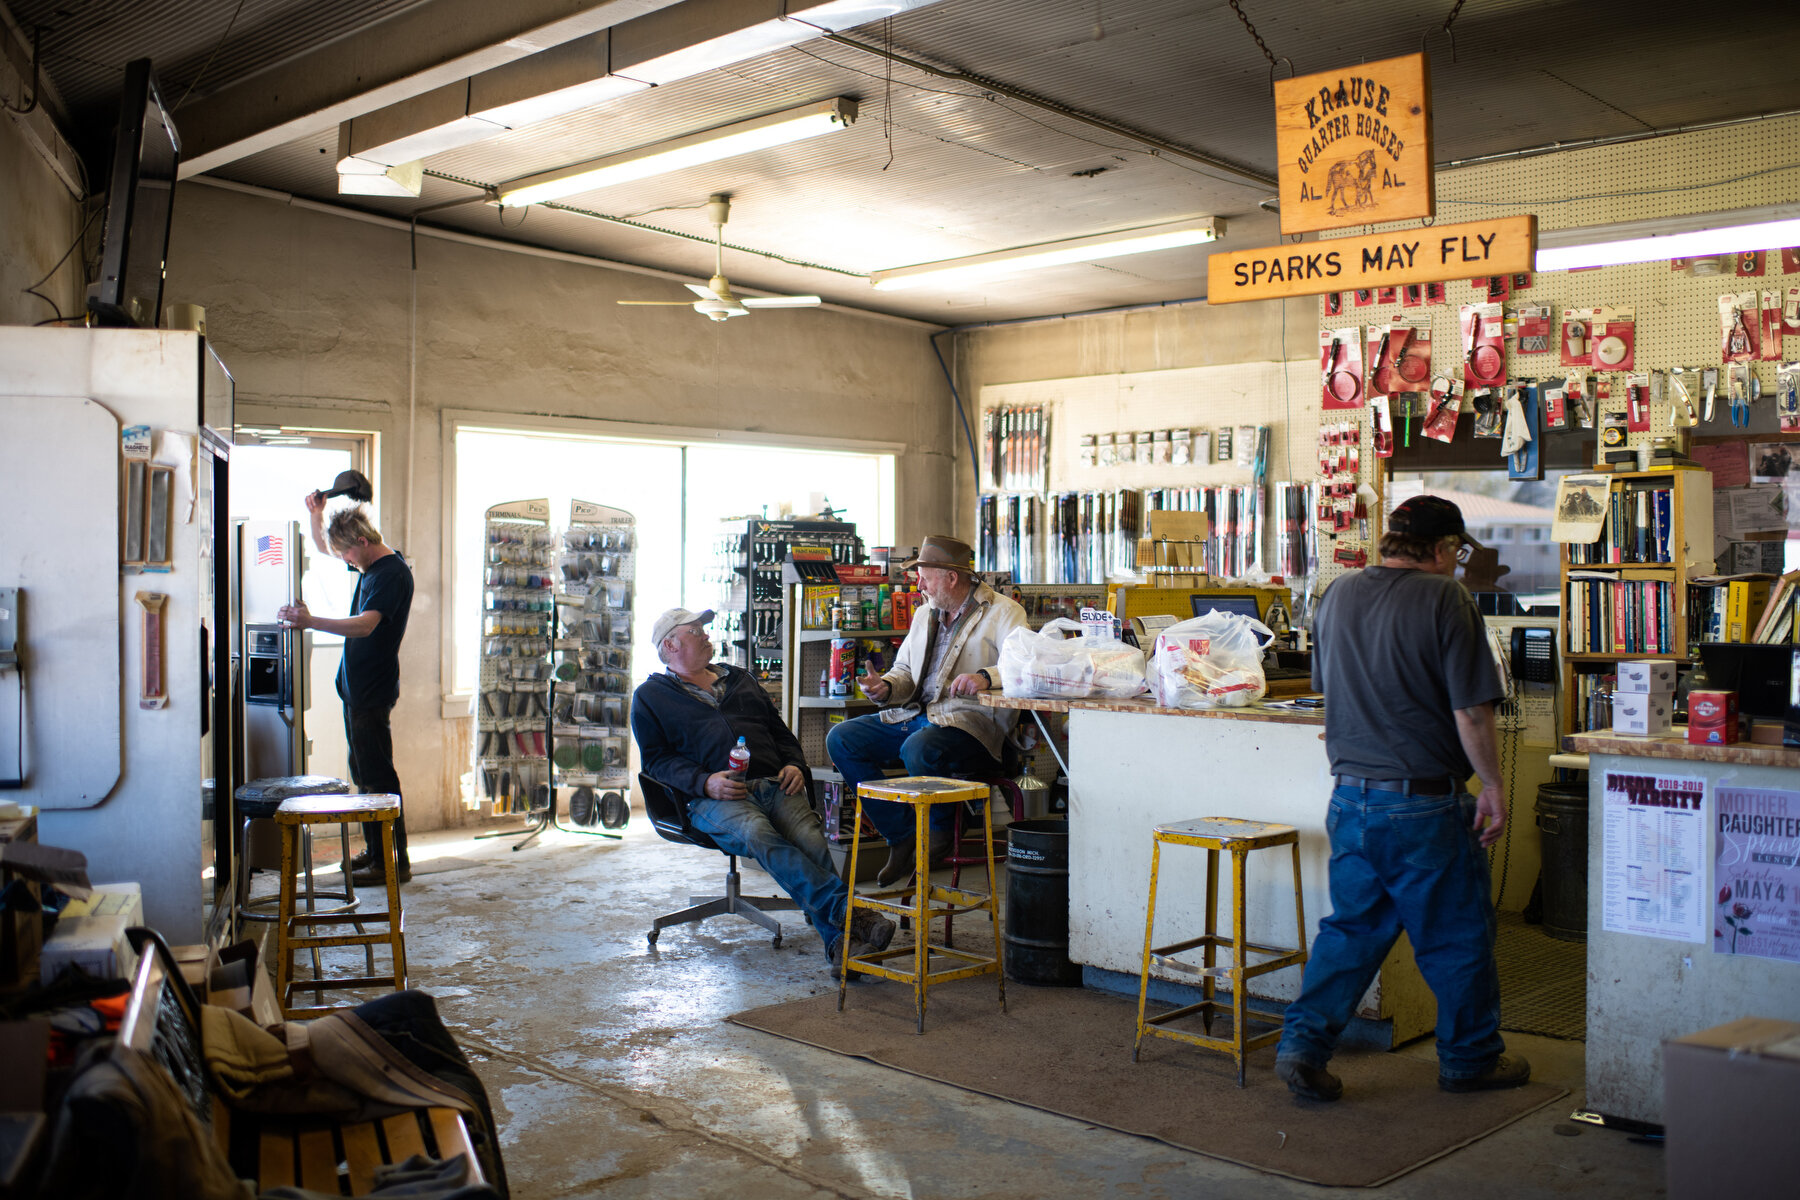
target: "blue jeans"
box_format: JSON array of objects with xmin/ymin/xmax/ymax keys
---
[
  {"xmin": 687, "ymin": 779, "xmax": 848, "ymax": 947},
  {"xmin": 825, "ymin": 712, "xmax": 998, "ymax": 842},
  {"xmin": 1276, "ymin": 783, "xmax": 1505, "ymax": 1080}
]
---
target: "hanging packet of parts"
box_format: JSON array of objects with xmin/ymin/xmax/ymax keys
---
[{"xmin": 1207, "ymin": 216, "xmax": 1536, "ymax": 305}]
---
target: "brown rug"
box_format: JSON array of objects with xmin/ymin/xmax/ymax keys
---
[{"xmin": 729, "ymin": 982, "xmax": 1567, "ymax": 1187}]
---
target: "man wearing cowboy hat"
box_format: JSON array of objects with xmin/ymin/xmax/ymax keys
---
[{"xmin": 825, "ymin": 536, "xmax": 1029, "ymax": 886}]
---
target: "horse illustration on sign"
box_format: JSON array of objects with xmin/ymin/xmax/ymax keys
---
[{"xmin": 1324, "ymin": 150, "xmax": 1378, "ymax": 216}]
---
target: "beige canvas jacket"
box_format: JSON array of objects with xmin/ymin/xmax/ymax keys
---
[{"xmin": 878, "ymin": 580, "xmax": 1029, "ymax": 758}]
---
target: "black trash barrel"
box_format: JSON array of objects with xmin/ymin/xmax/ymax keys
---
[
  {"xmin": 1004, "ymin": 819, "xmax": 1082, "ymax": 986},
  {"xmin": 1534, "ymin": 782, "xmax": 1589, "ymax": 942}
]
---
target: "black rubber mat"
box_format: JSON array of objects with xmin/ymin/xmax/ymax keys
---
[{"xmin": 1495, "ymin": 910, "xmax": 1586, "ymax": 1041}]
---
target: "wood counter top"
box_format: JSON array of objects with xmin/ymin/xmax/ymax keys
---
[
  {"xmin": 979, "ymin": 692, "xmax": 1324, "ymax": 726},
  {"xmin": 1564, "ymin": 730, "xmax": 1800, "ymax": 767}
]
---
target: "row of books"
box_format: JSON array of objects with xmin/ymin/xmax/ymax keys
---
[
  {"xmin": 1567, "ymin": 574, "xmax": 1675, "ymax": 654},
  {"xmin": 1688, "ymin": 577, "xmax": 1774, "ymax": 645},
  {"xmin": 1565, "ymin": 481, "xmax": 1675, "ymax": 564},
  {"xmin": 1748, "ymin": 571, "xmax": 1800, "ymax": 644}
]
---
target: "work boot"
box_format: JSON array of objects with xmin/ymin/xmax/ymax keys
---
[
  {"xmin": 344, "ymin": 849, "xmax": 377, "ymax": 873},
  {"xmin": 352, "ymin": 860, "xmax": 411, "ymax": 886},
  {"xmin": 1439, "ymin": 1054, "xmax": 1532, "ymax": 1093},
  {"xmin": 827, "ymin": 933, "xmax": 875, "ymax": 982},
  {"xmin": 874, "ymin": 830, "xmax": 952, "ymax": 887},
  {"xmin": 852, "ymin": 908, "xmax": 897, "ymax": 953},
  {"xmin": 1276, "ymin": 1058, "xmax": 1344, "ymax": 1102}
]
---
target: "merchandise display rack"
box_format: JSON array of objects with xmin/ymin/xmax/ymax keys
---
[
  {"xmin": 709, "ymin": 516, "xmax": 862, "ymax": 694},
  {"xmin": 472, "ymin": 500, "xmax": 554, "ymax": 836},
  {"xmin": 1558, "ymin": 468, "xmax": 1714, "ymax": 738},
  {"xmin": 545, "ymin": 500, "xmax": 636, "ymax": 842}
]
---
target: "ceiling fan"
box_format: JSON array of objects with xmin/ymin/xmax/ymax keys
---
[{"xmin": 618, "ymin": 194, "xmax": 821, "ymax": 321}]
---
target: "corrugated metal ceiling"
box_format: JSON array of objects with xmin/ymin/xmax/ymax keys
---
[{"xmin": 9, "ymin": 0, "xmax": 1800, "ymax": 324}]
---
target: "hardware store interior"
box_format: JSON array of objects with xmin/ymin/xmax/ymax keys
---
[{"xmin": 5, "ymin": 1, "xmax": 1800, "ymax": 1196}]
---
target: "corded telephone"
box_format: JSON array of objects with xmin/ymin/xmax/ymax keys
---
[{"xmin": 1511, "ymin": 626, "xmax": 1557, "ymax": 684}]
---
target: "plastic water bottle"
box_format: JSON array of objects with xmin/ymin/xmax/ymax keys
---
[{"xmin": 727, "ymin": 736, "xmax": 750, "ymax": 782}]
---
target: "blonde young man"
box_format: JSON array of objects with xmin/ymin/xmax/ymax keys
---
[
  {"xmin": 824, "ymin": 536, "xmax": 1028, "ymax": 885},
  {"xmin": 278, "ymin": 497, "xmax": 414, "ymax": 882}
]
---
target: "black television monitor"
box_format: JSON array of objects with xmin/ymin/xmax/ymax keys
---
[
  {"xmin": 1190, "ymin": 594, "xmax": 1263, "ymax": 621},
  {"xmin": 1695, "ymin": 643, "xmax": 1795, "ymax": 721},
  {"xmin": 88, "ymin": 59, "xmax": 180, "ymax": 328}
]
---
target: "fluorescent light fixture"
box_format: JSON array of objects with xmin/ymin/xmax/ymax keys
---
[
  {"xmin": 338, "ymin": 159, "xmax": 424, "ymax": 198},
  {"xmin": 869, "ymin": 217, "xmax": 1225, "ymax": 291},
  {"xmin": 497, "ymin": 98, "xmax": 857, "ymax": 208},
  {"xmin": 1534, "ymin": 203, "xmax": 1800, "ymax": 272}
]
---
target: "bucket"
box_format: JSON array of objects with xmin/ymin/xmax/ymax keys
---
[
  {"xmin": 1004, "ymin": 818, "xmax": 1081, "ymax": 986},
  {"xmin": 1534, "ymin": 782, "xmax": 1589, "ymax": 942}
]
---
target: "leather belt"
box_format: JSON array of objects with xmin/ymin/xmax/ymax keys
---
[{"xmin": 1335, "ymin": 774, "xmax": 1454, "ymax": 796}]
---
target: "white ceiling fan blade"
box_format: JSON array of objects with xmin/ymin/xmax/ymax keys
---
[
  {"xmin": 618, "ymin": 300, "xmax": 699, "ymax": 306},
  {"xmin": 685, "ymin": 283, "xmax": 718, "ymax": 299},
  {"xmin": 741, "ymin": 295, "xmax": 822, "ymax": 308}
]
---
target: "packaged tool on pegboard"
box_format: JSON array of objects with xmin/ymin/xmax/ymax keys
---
[{"xmin": 1319, "ymin": 328, "xmax": 1364, "ymax": 409}]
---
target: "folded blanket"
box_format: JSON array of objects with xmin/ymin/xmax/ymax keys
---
[{"xmin": 201, "ymin": 1005, "xmax": 293, "ymax": 1101}]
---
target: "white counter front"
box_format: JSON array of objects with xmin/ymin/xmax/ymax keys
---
[{"xmin": 990, "ymin": 695, "xmax": 1437, "ymax": 1046}]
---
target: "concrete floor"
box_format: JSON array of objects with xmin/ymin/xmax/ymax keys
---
[{"xmin": 308, "ymin": 821, "xmax": 1665, "ymax": 1199}]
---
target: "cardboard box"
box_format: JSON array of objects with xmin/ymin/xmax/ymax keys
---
[
  {"xmin": 1664, "ymin": 1018, "xmax": 1800, "ymax": 1199},
  {"xmin": 40, "ymin": 914, "xmax": 136, "ymax": 984},
  {"xmin": 1616, "ymin": 660, "xmax": 1677, "ymax": 693},
  {"xmin": 1686, "ymin": 690, "xmax": 1740, "ymax": 745},
  {"xmin": 58, "ymin": 880, "xmax": 142, "ymax": 925},
  {"xmin": 1612, "ymin": 691, "xmax": 1672, "ymax": 736}
]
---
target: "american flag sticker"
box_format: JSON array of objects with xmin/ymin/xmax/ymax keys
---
[{"xmin": 256, "ymin": 535, "xmax": 283, "ymax": 566}]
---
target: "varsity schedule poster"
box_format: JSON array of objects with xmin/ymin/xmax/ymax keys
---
[
  {"xmin": 1713, "ymin": 786, "xmax": 1800, "ymax": 964},
  {"xmin": 1601, "ymin": 771, "xmax": 1707, "ymax": 944}
]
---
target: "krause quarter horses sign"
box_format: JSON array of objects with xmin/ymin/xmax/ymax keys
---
[{"xmin": 1275, "ymin": 52, "xmax": 1433, "ymax": 235}]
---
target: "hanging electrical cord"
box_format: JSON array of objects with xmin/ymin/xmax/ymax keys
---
[
  {"xmin": 930, "ymin": 329, "xmax": 981, "ymax": 497},
  {"xmin": 172, "ymin": 0, "xmax": 248, "ymax": 110},
  {"xmin": 20, "ymin": 201, "xmax": 100, "ymax": 321}
]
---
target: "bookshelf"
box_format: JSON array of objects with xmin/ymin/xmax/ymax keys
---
[{"xmin": 1558, "ymin": 468, "xmax": 1713, "ymax": 739}]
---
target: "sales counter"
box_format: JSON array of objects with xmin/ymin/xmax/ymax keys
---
[
  {"xmin": 1564, "ymin": 731, "xmax": 1800, "ymax": 1126},
  {"xmin": 981, "ymin": 693, "xmax": 1437, "ymax": 1047}
]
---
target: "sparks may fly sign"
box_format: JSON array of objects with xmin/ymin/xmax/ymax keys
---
[{"xmin": 1207, "ymin": 216, "xmax": 1537, "ymax": 305}]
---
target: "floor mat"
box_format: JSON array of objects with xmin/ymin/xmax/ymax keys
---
[
  {"xmin": 729, "ymin": 981, "xmax": 1566, "ymax": 1187},
  {"xmin": 1495, "ymin": 910, "xmax": 1586, "ymax": 1041}
]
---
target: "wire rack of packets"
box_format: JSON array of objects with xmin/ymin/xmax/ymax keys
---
[
  {"xmin": 473, "ymin": 501, "xmax": 555, "ymax": 814},
  {"xmin": 548, "ymin": 503, "xmax": 636, "ymax": 808}
]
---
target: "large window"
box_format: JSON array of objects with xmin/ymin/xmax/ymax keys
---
[
  {"xmin": 449, "ymin": 425, "xmax": 895, "ymax": 697},
  {"xmin": 1389, "ymin": 469, "xmax": 1565, "ymax": 607}
]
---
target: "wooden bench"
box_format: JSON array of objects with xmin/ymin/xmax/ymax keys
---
[{"xmin": 118, "ymin": 928, "xmax": 487, "ymax": 1195}]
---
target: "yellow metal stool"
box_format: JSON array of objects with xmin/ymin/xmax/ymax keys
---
[
  {"xmin": 1134, "ymin": 817, "xmax": 1308, "ymax": 1085},
  {"xmin": 274, "ymin": 794, "xmax": 408, "ymax": 1019},
  {"xmin": 839, "ymin": 776, "xmax": 1005, "ymax": 1033}
]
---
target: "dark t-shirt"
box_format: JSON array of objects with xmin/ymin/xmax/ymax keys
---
[
  {"xmin": 1313, "ymin": 565, "xmax": 1503, "ymax": 781},
  {"xmin": 336, "ymin": 552, "xmax": 413, "ymax": 711}
]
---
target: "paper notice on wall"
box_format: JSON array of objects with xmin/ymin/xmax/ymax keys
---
[
  {"xmin": 1601, "ymin": 770, "xmax": 1708, "ymax": 943},
  {"xmin": 1713, "ymin": 786, "xmax": 1800, "ymax": 964},
  {"xmin": 1714, "ymin": 486, "xmax": 1788, "ymax": 539}
]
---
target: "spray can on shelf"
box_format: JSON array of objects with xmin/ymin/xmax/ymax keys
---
[
  {"xmin": 828, "ymin": 639, "xmax": 856, "ymax": 697},
  {"xmin": 727, "ymin": 736, "xmax": 751, "ymax": 781}
]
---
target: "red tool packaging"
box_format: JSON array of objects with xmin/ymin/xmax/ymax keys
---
[
  {"xmin": 1561, "ymin": 307, "xmax": 1594, "ymax": 367},
  {"xmin": 1422, "ymin": 376, "xmax": 1461, "ymax": 442},
  {"xmin": 1461, "ymin": 303, "xmax": 1507, "ymax": 388},
  {"xmin": 1720, "ymin": 292, "xmax": 1759, "ymax": 363},
  {"xmin": 1320, "ymin": 329, "xmax": 1365, "ymax": 409},
  {"xmin": 1589, "ymin": 307, "xmax": 1636, "ymax": 372}
]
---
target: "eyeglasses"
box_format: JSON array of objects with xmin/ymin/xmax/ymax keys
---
[{"xmin": 1455, "ymin": 540, "xmax": 1475, "ymax": 563}]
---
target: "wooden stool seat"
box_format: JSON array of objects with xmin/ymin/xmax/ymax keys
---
[
  {"xmin": 839, "ymin": 776, "xmax": 1005, "ymax": 1033},
  {"xmin": 274, "ymin": 793, "xmax": 407, "ymax": 1020},
  {"xmin": 1134, "ymin": 816, "xmax": 1308, "ymax": 1086}
]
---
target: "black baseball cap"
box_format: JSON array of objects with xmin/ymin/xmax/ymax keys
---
[{"xmin": 1389, "ymin": 495, "xmax": 1485, "ymax": 549}]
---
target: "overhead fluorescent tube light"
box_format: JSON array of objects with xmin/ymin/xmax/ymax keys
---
[
  {"xmin": 497, "ymin": 97, "xmax": 857, "ymax": 208},
  {"xmin": 1534, "ymin": 203, "xmax": 1800, "ymax": 272},
  {"xmin": 869, "ymin": 217, "xmax": 1224, "ymax": 291}
]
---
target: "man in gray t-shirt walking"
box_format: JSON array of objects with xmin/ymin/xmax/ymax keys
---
[{"xmin": 1275, "ymin": 496, "xmax": 1531, "ymax": 1102}]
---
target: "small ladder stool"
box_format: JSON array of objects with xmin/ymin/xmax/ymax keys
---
[
  {"xmin": 839, "ymin": 776, "xmax": 1005, "ymax": 1033},
  {"xmin": 1134, "ymin": 816, "xmax": 1308, "ymax": 1086},
  {"xmin": 274, "ymin": 794, "xmax": 407, "ymax": 1019}
]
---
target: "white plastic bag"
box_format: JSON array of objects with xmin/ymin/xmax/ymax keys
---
[
  {"xmin": 999, "ymin": 618, "xmax": 1147, "ymax": 700},
  {"xmin": 1153, "ymin": 611, "xmax": 1274, "ymax": 709}
]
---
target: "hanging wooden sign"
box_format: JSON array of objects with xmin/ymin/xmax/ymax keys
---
[
  {"xmin": 1206, "ymin": 216, "xmax": 1537, "ymax": 305},
  {"xmin": 1275, "ymin": 52, "xmax": 1433, "ymax": 235}
]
